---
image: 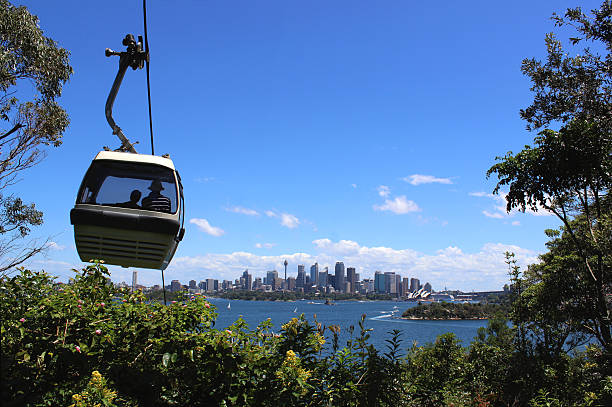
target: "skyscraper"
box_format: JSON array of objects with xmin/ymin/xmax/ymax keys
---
[
  {"xmin": 131, "ymin": 271, "xmax": 137, "ymax": 291},
  {"xmin": 266, "ymin": 270, "xmax": 279, "ymax": 290},
  {"xmin": 242, "ymin": 269, "xmax": 252, "ymax": 290},
  {"xmin": 385, "ymin": 272, "xmax": 396, "ymax": 294},
  {"xmin": 296, "ymin": 264, "xmax": 305, "ymax": 288},
  {"xmin": 310, "ymin": 263, "xmax": 319, "ymax": 286},
  {"xmin": 318, "ymin": 269, "xmax": 328, "ymax": 287},
  {"xmin": 334, "ymin": 262, "xmax": 345, "ymax": 292},
  {"xmin": 374, "ymin": 271, "xmax": 385, "ymax": 293},
  {"xmin": 346, "ymin": 267, "xmax": 357, "ymax": 293},
  {"xmin": 410, "ymin": 278, "xmax": 420, "ymax": 292}
]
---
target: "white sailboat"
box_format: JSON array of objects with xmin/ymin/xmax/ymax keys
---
[
  {"xmin": 293, "ymin": 307, "xmax": 297, "ymax": 313},
  {"xmin": 227, "ymin": 302, "xmax": 231, "ymax": 310}
]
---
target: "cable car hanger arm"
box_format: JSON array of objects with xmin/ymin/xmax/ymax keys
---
[{"xmin": 104, "ymin": 34, "xmax": 147, "ymax": 154}]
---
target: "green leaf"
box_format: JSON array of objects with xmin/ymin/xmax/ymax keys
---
[{"xmin": 162, "ymin": 352, "xmax": 170, "ymax": 367}]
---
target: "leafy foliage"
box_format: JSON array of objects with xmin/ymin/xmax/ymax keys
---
[
  {"xmin": 0, "ymin": 0, "xmax": 72, "ymax": 274},
  {"xmin": 1, "ymin": 264, "xmax": 609, "ymax": 406},
  {"xmin": 401, "ymin": 302, "xmax": 509, "ymax": 320}
]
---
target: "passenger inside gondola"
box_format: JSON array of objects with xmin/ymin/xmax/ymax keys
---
[
  {"xmin": 118, "ymin": 189, "xmax": 142, "ymax": 209},
  {"xmin": 142, "ymin": 180, "xmax": 171, "ymax": 213}
]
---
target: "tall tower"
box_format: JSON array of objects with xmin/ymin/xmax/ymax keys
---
[
  {"xmin": 283, "ymin": 259, "xmax": 288, "ymax": 283},
  {"xmin": 131, "ymin": 270, "xmax": 137, "ymax": 291}
]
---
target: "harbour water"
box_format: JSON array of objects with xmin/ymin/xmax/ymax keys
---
[{"xmin": 208, "ymin": 298, "xmax": 489, "ymax": 354}]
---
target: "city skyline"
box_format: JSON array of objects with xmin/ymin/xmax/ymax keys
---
[{"xmin": 16, "ymin": 1, "xmax": 582, "ymax": 291}]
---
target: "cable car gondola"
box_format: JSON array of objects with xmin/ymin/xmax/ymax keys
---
[
  {"xmin": 71, "ymin": 151, "xmax": 184, "ymax": 270},
  {"xmin": 71, "ymin": 25, "xmax": 184, "ymax": 271}
]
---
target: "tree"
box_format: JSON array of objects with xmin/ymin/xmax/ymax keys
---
[
  {"xmin": 487, "ymin": 2, "xmax": 611, "ymax": 353},
  {"xmin": 0, "ymin": 0, "xmax": 72, "ymax": 273}
]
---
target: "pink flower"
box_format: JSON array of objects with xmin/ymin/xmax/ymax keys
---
[
  {"xmin": 77, "ymin": 305, "xmax": 82, "ymax": 309},
  {"xmin": 75, "ymin": 345, "xmax": 81, "ymax": 353},
  {"xmin": 19, "ymin": 318, "xmax": 25, "ymax": 322},
  {"xmin": 205, "ymin": 303, "xmax": 210, "ymax": 309},
  {"xmin": 99, "ymin": 302, "xmax": 105, "ymax": 307},
  {"xmin": 77, "ymin": 299, "xmax": 83, "ymax": 304},
  {"xmin": 171, "ymin": 301, "xmax": 177, "ymax": 304},
  {"xmin": 225, "ymin": 330, "xmax": 232, "ymax": 335},
  {"xmin": 95, "ymin": 329, "xmax": 102, "ymax": 335}
]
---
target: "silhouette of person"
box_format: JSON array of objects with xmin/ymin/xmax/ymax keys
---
[
  {"xmin": 120, "ymin": 189, "xmax": 142, "ymax": 209},
  {"xmin": 142, "ymin": 180, "xmax": 171, "ymax": 213}
]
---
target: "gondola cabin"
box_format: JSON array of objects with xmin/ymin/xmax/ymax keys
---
[{"xmin": 71, "ymin": 151, "xmax": 185, "ymax": 270}]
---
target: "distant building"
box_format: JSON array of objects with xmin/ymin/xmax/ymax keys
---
[
  {"xmin": 395, "ymin": 274, "xmax": 402, "ymax": 297},
  {"xmin": 296, "ymin": 265, "xmax": 305, "ymax": 288},
  {"xmin": 266, "ymin": 270, "xmax": 278, "ymax": 288},
  {"xmin": 206, "ymin": 278, "xmax": 216, "ymax": 292},
  {"xmin": 346, "ymin": 267, "xmax": 357, "ymax": 293},
  {"xmin": 385, "ymin": 272, "xmax": 396, "ymax": 295},
  {"xmin": 170, "ymin": 280, "xmax": 181, "ymax": 292},
  {"xmin": 287, "ymin": 277, "xmax": 296, "ymax": 291},
  {"xmin": 410, "ymin": 278, "xmax": 420, "ymax": 292},
  {"xmin": 374, "ymin": 271, "xmax": 385, "ymax": 293},
  {"xmin": 362, "ymin": 278, "xmax": 375, "ymax": 294},
  {"xmin": 424, "ymin": 282, "xmax": 432, "ymax": 292},
  {"xmin": 402, "ymin": 278, "xmax": 410, "ymax": 297},
  {"xmin": 310, "ymin": 263, "xmax": 319, "ymax": 286},
  {"xmin": 335, "ymin": 262, "xmax": 345, "ymax": 292},
  {"xmin": 242, "ymin": 269, "xmax": 252, "ymax": 290},
  {"xmin": 131, "ymin": 271, "xmax": 137, "ymax": 291},
  {"xmin": 189, "ymin": 279, "xmax": 197, "ymax": 290},
  {"xmin": 318, "ymin": 269, "xmax": 328, "ymax": 287},
  {"xmin": 253, "ymin": 277, "xmax": 262, "ymax": 290}
]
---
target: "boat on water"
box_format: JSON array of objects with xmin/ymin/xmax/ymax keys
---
[
  {"xmin": 227, "ymin": 302, "xmax": 231, "ymax": 310},
  {"xmin": 293, "ymin": 307, "xmax": 298, "ymax": 313}
]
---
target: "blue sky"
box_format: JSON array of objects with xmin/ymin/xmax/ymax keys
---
[{"xmin": 14, "ymin": 0, "xmax": 601, "ymax": 290}]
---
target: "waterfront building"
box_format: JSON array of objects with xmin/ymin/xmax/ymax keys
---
[
  {"xmin": 287, "ymin": 277, "xmax": 296, "ymax": 291},
  {"xmin": 374, "ymin": 271, "xmax": 385, "ymax": 293},
  {"xmin": 318, "ymin": 269, "xmax": 328, "ymax": 287},
  {"xmin": 206, "ymin": 278, "xmax": 216, "ymax": 292},
  {"xmin": 242, "ymin": 269, "xmax": 252, "ymax": 290},
  {"xmin": 310, "ymin": 263, "xmax": 319, "ymax": 286},
  {"xmin": 296, "ymin": 265, "xmax": 305, "ymax": 288},
  {"xmin": 362, "ymin": 278, "xmax": 375, "ymax": 294},
  {"xmin": 253, "ymin": 277, "xmax": 262, "ymax": 290},
  {"xmin": 410, "ymin": 278, "xmax": 420, "ymax": 292},
  {"xmin": 402, "ymin": 278, "xmax": 410, "ymax": 297},
  {"xmin": 346, "ymin": 267, "xmax": 357, "ymax": 293},
  {"xmin": 266, "ymin": 270, "xmax": 278, "ymax": 287},
  {"xmin": 189, "ymin": 279, "xmax": 197, "ymax": 290},
  {"xmin": 385, "ymin": 272, "xmax": 396, "ymax": 295},
  {"xmin": 424, "ymin": 282, "xmax": 432, "ymax": 292},
  {"xmin": 170, "ymin": 280, "xmax": 181, "ymax": 292},
  {"xmin": 395, "ymin": 274, "xmax": 402, "ymax": 296},
  {"xmin": 334, "ymin": 262, "xmax": 345, "ymax": 292},
  {"xmin": 131, "ymin": 271, "xmax": 137, "ymax": 292}
]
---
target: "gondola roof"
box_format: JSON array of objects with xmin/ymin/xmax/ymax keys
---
[{"xmin": 93, "ymin": 151, "xmax": 175, "ymax": 170}]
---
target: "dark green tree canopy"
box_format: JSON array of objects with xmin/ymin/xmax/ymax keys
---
[
  {"xmin": 0, "ymin": 0, "xmax": 72, "ymax": 273},
  {"xmin": 488, "ymin": 1, "xmax": 611, "ymax": 354}
]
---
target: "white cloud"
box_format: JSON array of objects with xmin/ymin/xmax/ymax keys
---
[
  {"xmin": 265, "ymin": 210, "xmax": 300, "ymax": 229},
  {"xmin": 470, "ymin": 191, "xmax": 553, "ymax": 219},
  {"xmin": 165, "ymin": 239, "xmax": 540, "ymax": 291},
  {"xmin": 255, "ymin": 242, "xmax": 276, "ymax": 249},
  {"xmin": 373, "ymin": 196, "xmax": 420, "ymax": 214},
  {"xmin": 377, "ymin": 185, "xmax": 390, "ymax": 197},
  {"xmin": 351, "ymin": 183, "xmax": 357, "ymax": 189},
  {"xmin": 225, "ymin": 206, "xmax": 259, "ymax": 216},
  {"xmin": 403, "ymin": 174, "xmax": 453, "ymax": 186},
  {"xmin": 280, "ymin": 213, "xmax": 300, "ymax": 229},
  {"xmin": 189, "ymin": 218, "xmax": 225, "ymax": 236},
  {"xmin": 46, "ymin": 241, "xmax": 66, "ymax": 251}
]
